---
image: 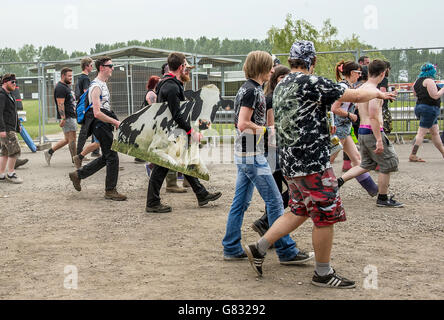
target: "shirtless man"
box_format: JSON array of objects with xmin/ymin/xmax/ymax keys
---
[{"xmin": 338, "ymin": 59, "xmax": 403, "ymax": 208}]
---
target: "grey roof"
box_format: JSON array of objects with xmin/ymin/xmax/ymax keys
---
[{"xmin": 29, "ymin": 46, "xmax": 241, "ymax": 72}]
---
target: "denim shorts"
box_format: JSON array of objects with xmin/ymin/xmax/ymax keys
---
[
  {"xmin": 415, "ymin": 104, "xmax": 440, "ymax": 129},
  {"xmin": 335, "ymin": 123, "xmax": 352, "ymax": 140}
]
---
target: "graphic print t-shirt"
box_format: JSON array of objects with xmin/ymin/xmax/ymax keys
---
[
  {"xmin": 273, "ymin": 72, "xmax": 346, "ymax": 177},
  {"xmin": 234, "ymin": 79, "xmax": 267, "ymax": 156},
  {"xmin": 54, "ymin": 81, "xmax": 76, "ymax": 119}
]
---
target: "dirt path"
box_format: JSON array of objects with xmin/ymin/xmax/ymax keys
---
[{"xmin": 0, "ymin": 141, "xmax": 443, "ymax": 299}]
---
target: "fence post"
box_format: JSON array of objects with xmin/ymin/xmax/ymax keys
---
[
  {"xmin": 125, "ymin": 61, "xmax": 131, "ymax": 117},
  {"xmin": 221, "ymin": 65, "xmax": 225, "ymax": 97},
  {"xmin": 37, "ymin": 62, "xmax": 43, "ymax": 144}
]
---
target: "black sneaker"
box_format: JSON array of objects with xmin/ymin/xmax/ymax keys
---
[
  {"xmin": 244, "ymin": 244, "xmax": 265, "ymax": 277},
  {"xmin": 280, "ymin": 251, "xmax": 314, "ymax": 265},
  {"xmin": 251, "ymin": 220, "xmax": 269, "ymax": 237},
  {"xmin": 14, "ymin": 158, "xmax": 28, "ymax": 169},
  {"xmin": 376, "ymin": 196, "xmax": 404, "ymax": 208},
  {"xmin": 198, "ymin": 191, "xmax": 222, "ymax": 207},
  {"xmin": 312, "ymin": 270, "xmax": 356, "ymax": 289},
  {"xmin": 223, "ymin": 252, "xmax": 247, "ymax": 261},
  {"xmin": 146, "ymin": 203, "xmax": 172, "ymax": 213}
]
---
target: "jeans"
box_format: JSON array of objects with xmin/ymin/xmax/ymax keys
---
[
  {"xmin": 222, "ymin": 155, "xmax": 299, "ymax": 261},
  {"xmin": 77, "ymin": 121, "xmax": 119, "ymax": 191},
  {"xmin": 146, "ymin": 164, "xmax": 207, "ymax": 207}
]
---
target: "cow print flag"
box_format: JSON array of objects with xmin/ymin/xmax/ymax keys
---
[{"xmin": 112, "ymin": 84, "xmax": 222, "ymax": 181}]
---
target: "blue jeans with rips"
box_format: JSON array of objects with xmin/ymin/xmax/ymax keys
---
[{"xmin": 222, "ymin": 154, "xmax": 299, "ymax": 261}]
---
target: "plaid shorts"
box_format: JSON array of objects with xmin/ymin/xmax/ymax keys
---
[
  {"xmin": 286, "ymin": 168, "xmax": 346, "ymax": 227},
  {"xmin": 0, "ymin": 131, "xmax": 21, "ymax": 158}
]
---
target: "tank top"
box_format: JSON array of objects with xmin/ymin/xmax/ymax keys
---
[{"xmin": 414, "ymin": 77, "xmax": 441, "ymax": 107}]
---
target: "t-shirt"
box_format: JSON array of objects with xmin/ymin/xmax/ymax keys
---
[
  {"xmin": 88, "ymin": 78, "xmax": 111, "ymax": 112},
  {"xmin": 75, "ymin": 73, "xmax": 91, "ymax": 101},
  {"xmin": 234, "ymin": 79, "xmax": 267, "ymax": 156},
  {"xmin": 54, "ymin": 81, "xmax": 76, "ymax": 119},
  {"xmin": 273, "ymin": 72, "xmax": 346, "ymax": 177}
]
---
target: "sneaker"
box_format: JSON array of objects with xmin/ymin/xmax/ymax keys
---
[
  {"xmin": 44, "ymin": 150, "xmax": 52, "ymax": 166},
  {"xmin": 0, "ymin": 175, "xmax": 6, "ymax": 182},
  {"xmin": 134, "ymin": 158, "xmax": 145, "ymax": 163},
  {"xmin": 105, "ymin": 189, "xmax": 127, "ymax": 201},
  {"xmin": 69, "ymin": 171, "xmax": 81, "ymax": 191},
  {"xmin": 14, "ymin": 158, "xmax": 28, "ymax": 169},
  {"xmin": 244, "ymin": 244, "xmax": 265, "ymax": 277},
  {"xmin": 376, "ymin": 196, "xmax": 404, "ymax": 208},
  {"xmin": 72, "ymin": 155, "xmax": 82, "ymax": 169},
  {"xmin": 6, "ymin": 172, "xmax": 23, "ymax": 184},
  {"xmin": 280, "ymin": 251, "xmax": 314, "ymax": 265},
  {"xmin": 251, "ymin": 220, "xmax": 269, "ymax": 237},
  {"xmin": 312, "ymin": 270, "xmax": 356, "ymax": 289},
  {"xmin": 146, "ymin": 203, "xmax": 172, "ymax": 213},
  {"xmin": 223, "ymin": 252, "xmax": 248, "ymax": 261},
  {"xmin": 198, "ymin": 191, "xmax": 222, "ymax": 207}
]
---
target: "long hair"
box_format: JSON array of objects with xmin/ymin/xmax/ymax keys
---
[{"xmin": 265, "ymin": 65, "xmax": 290, "ymax": 96}]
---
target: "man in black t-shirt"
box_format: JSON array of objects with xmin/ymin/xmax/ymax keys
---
[
  {"xmin": 44, "ymin": 68, "xmax": 78, "ymax": 166},
  {"xmin": 74, "ymin": 57, "xmax": 101, "ymax": 166}
]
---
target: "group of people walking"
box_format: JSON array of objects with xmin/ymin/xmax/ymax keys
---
[{"xmin": 1, "ymin": 39, "xmax": 443, "ymax": 290}]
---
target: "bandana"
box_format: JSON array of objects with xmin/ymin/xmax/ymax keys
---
[
  {"xmin": 1, "ymin": 74, "xmax": 16, "ymax": 84},
  {"xmin": 289, "ymin": 40, "xmax": 316, "ymax": 69}
]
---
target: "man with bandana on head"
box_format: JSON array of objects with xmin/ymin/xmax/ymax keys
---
[{"xmin": 244, "ymin": 41, "xmax": 396, "ymax": 289}]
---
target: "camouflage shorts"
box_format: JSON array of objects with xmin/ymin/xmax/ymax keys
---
[
  {"xmin": 286, "ymin": 168, "xmax": 346, "ymax": 227},
  {"xmin": 0, "ymin": 131, "xmax": 21, "ymax": 158}
]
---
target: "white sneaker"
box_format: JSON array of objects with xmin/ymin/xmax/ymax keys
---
[
  {"xmin": 44, "ymin": 150, "xmax": 52, "ymax": 166},
  {"xmin": 6, "ymin": 172, "xmax": 23, "ymax": 184}
]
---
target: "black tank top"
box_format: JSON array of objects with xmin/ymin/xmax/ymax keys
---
[{"xmin": 414, "ymin": 77, "xmax": 441, "ymax": 107}]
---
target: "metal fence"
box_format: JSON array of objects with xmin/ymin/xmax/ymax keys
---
[{"xmin": 2, "ymin": 46, "xmax": 444, "ymax": 144}]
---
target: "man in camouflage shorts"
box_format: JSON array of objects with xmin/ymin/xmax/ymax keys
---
[{"xmin": 0, "ymin": 73, "xmax": 23, "ymax": 184}]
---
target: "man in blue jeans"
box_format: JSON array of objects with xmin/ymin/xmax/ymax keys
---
[{"xmin": 222, "ymin": 50, "xmax": 313, "ymax": 264}]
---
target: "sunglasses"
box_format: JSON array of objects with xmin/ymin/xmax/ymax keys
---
[
  {"xmin": 352, "ymin": 70, "xmax": 362, "ymax": 75},
  {"xmin": 103, "ymin": 64, "xmax": 114, "ymax": 69}
]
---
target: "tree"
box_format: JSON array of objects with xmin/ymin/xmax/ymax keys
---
[
  {"xmin": 39, "ymin": 45, "xmax": 69, "ymax": 61},
  {"xmin": 267, "ymin": 15, "xmax": 375, "ymax": 79}
]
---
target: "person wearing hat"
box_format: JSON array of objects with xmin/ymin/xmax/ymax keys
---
[
  {"xmin": 0, "ymin": 73, "xmax": 23, "ymax": 183},
  {"xmin": 409, "ymin": 63, "xmax": 444, "ymax": 162},
  {"xmin": 145, "ymin": 52, "xmax": 221, "ymax": 213},
  {"xmin": 244, "ymin": 40, "xmax": 397, "ymax": 289}
]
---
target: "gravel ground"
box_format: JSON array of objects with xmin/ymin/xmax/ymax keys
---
[{"xmin": 0, "ymin": 139, "xmax": 443, "ymax": 300}]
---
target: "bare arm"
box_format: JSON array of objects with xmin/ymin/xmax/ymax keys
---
[
  {"xmin": 238, "ymin": 107, "xmax": 265, "ymax": 133},
  {"xmin": 266, "ymin": 109, "xmax": 274, "ymax": 126},
  {"xmin": 424, "ymin": 78, "xmax": 444, "ymax": 100},
  {"xmin": 56, "ymin": 98, "xmax": 66, "ymax": 119},
  {"xmin": 338, "ymin": 88, "xmax": 396, "ymax": 104},
  {"xmin": 91, "ymin": 87, "xmax": 120, "ymax": 128}
]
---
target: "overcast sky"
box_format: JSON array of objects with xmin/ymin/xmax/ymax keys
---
[{"xmin": 3, "ymin": 0, "xmax": 443, "ymax": 53}]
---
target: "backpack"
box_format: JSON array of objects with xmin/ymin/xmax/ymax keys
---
[{"xmin": 76, "ymin": 89, "xmax": 93, "ymax": 124}]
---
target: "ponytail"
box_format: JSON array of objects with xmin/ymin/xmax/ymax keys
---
[{"xmin": 335, "ymin": 60, "xmax": 345, "ymax": 82}]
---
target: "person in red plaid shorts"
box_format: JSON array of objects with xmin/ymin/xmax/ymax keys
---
[{"xmin": 244, "ymin": 40, "xmax": 396, "ymax": 289}]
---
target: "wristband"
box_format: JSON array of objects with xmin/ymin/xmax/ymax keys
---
[
  {"xmin": 263, "ymin": 126, "xmax": 267, "ymax": 134},
  {"xmin": 187, "ymin": 128, "xmax": 193, "ymax": 135}
]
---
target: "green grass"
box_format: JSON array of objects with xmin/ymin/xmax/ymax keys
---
[{"xmin": 20, "ymin": 100, "xmax": 61, "ymax": 139}]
